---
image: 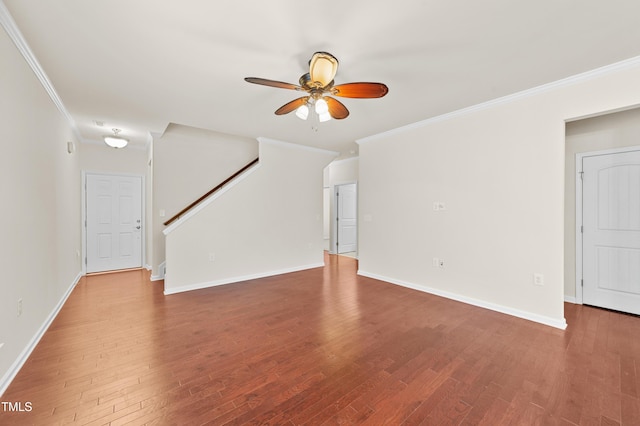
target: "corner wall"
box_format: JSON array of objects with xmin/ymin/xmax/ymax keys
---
[
  {"xmin": 164, "ymin": 138, "xmax": 337, "ymax": 294},
  {"xmin": 0, "ymin": 23, "xmax": 81, "ymax": 394},
  {"xmin": 357, "ymin": 58, "xmax": 640, "ymax": 329},
  {"xmin": 152, "ymin": 124, "xmax": 258, "ymax": 278}
]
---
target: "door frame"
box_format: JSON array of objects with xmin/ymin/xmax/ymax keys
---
[
  {"xmin": 575, "ymin": 145, "xmax": 640, "ymax": 304},
  {"xmin": 81, "ymin": 171, "xmax": 146, "ymax": 275},
  {"xmin": 332, "ymin": 181, "xmax": 358, "ymax": 255}
]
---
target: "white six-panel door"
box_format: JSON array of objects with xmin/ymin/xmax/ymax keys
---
[
  {"xmin": 86, "ymin": 174, "xmax": 142, "ymax": 273},
  {"xmin": 336, "ymin": 183, "xmax": 357, "ymax": 254},
  {"xmin": 582, "ymin": 150, "xmax": 640, "ymax": 314}
]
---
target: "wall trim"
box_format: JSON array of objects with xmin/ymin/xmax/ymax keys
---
[
  {"xmin": 0, "ymin": 1, "xmax": 82, "ymax": 142},
  {"xmin": 151, "ymin": 261, "xmax": 166, "ymax": 281},
  {"xmin": 357, "ymin": 55, "xmax": 640, "ymax": 145},
  {"xmin": 357, "ymin": 270, "xmax": 568, "ymax": 330},
  {"xmin": 0, "ymin": 272, "xmax": 82, "ymax": 397},
  {"xmin": 565, "ymin": 295, "xmax": 578, "ymax": 304},
  {"xmin": 164, "ymin": 263, "xmax": 324, "ymax": 295}
]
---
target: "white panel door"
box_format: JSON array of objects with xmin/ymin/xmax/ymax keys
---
[
  {"xmin": 86, "ymin": 174, "xmax": 142, "ymax": 273},
  {"xmin": 336, "ymin": 183, "xmax": 357, "ymax": 253},
  {"xmin": 583, "ymin": 150, "xmax": 640, "ymax": 314}
]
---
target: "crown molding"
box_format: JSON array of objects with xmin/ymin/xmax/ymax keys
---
[
  {"xmin": 357, "ymin": 55, "xmax": 640, "ymax": 145},
  {"xmin": 0, "ymin": 1, "xmax": 82, "ymax": 142}
]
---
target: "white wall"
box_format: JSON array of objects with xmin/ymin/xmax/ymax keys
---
[
  {"xmin": 164, "ymin": 138, "xmax": 337, "ymax": 294},
  {"xmin": 564, "ymin": 107, "xmax": 640, "ymax": 300},
  {"xmin": 79, "ymin": 141, "xmax": 151, "ymax": 267},
  {"xmin": 79, "ymin": 141, "xmax": 148, "ymax": 175},
  {"xmin": 327, "ymin": 157, "xmax": 359, "ymax": 185},
  {"xmin": 357, "ymin": 58, "xmax": 640, "ymax": 329},
  {"xmin": 0, "ymin": 25, "xmax": 81, "ymax": 394},
  {"xmin": 152, "ymin": 124, "xmax": 258, "ymax": 277}
]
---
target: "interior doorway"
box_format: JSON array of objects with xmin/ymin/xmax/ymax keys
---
[
  {"xmin": 566, "ymin": 108, "xmax": 640, "ymax": 312},
  {"xmin": 577, "ymin": 148, "xmax": 640, "ymax": 314}
]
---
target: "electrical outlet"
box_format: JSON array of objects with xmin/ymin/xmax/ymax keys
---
[
  {"xmin": 17, "ymin": 299, "xmax": 23, "ymax": 317},
  {"xmin": 439, "ymin": 259, "xmax": 445, "ymax": 268},
  {"xmin": 432, "ymin": 257, "xmax": 439, "ymax": 267},
  {"xmin": 208, "ymin": 252, "xmax": 216, "ymax": 262},
  {"xmin": 533, "ymin": 273, "xmax": 544, "ymax": 286}
]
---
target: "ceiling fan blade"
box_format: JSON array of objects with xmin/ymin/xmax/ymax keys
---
[
  {"xmin": 244, "ymin": 77, "xmax": 301, "ymax": 91},
  {"xmin": 275, "ymin": 97, "xmax": 309, "ymax": 115},
  {"xmin": 325, "ymin": 97, "xmax": 349, "ymax": 120},
  {"xmin": 332, "ymin": 82, "xmax": 389, "ymax": 98}
]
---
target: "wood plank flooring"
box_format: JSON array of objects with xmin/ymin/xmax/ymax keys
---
[{"xmin": 2, "ymin": 253, "xmax": 640, "ymax": 425}]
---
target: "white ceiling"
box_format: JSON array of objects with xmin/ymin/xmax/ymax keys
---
[{"xmin": 4, "ymin": 0, "xmax": 640, "ymax": 156}]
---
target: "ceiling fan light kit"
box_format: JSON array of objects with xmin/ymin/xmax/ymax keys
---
[
  {"xmin": 245, "ymin": 51, "xmax": 388, "ymax": 123},
  {"xmin": 295, "ymin": 104, "xmax": 309, "ymax": 120}
]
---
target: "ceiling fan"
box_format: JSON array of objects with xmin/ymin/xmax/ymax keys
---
[{"xmin": 245, "ymin": 52, "xmax": 388, "ymax": 122}]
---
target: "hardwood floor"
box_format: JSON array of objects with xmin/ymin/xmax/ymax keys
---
[{"xmin": 2, "ymin": 253, "xmax": 640, "ymax": 425}]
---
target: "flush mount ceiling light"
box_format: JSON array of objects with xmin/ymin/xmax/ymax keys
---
[
  {"xmin": 245, "ymin": 51, "xmax": 388, "ymax": 122},
  {"xmin": 104, "ymin": 128, "xmax": 128, "ymax": 149}
]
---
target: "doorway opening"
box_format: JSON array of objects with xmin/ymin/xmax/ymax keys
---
[{"xmin": 575, "ymin": 147, "xmax": 640, "ymax": 314}]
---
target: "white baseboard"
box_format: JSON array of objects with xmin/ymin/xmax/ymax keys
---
[
  {"xmin": 164, "ymin": 263, "xmax": 324, "ymax": 295},
  {"xmin": 564, "ymin": 295, "xmax": 578, "ymax": 304},
  {"xmin": 150, "ymin": 261, "xmax": 166, "ymax": 282},
  {"xmin": 357, "ymin": 270, "xmax": 568, "ymax": 330},
  {"xmin": 0, "ymin": 272, "xmax": 82, "ymax": 397}
]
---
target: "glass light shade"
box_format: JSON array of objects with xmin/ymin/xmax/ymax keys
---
[
  {"xmin": 104, "ymin": 136, "xmax": 129, "ymax": 149},
  {"xmin": 309, "ymin": 52, "xmax": 338, "ymax": 87},
  {"xmin": 318, "ymin": 112, "xmax": 332, "ymax": 122},
  {"xmin": 315, "ymin": 98, "xmax": 329, "ymax": 114},
  {"xmin": 295, "ymin": 104, "xmax": 309, "ymax": 120}
]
